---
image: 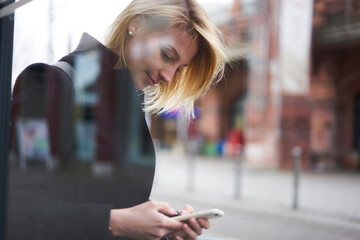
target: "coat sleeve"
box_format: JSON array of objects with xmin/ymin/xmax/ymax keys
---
[
  {"xmin": 8, "ymin": 63, "xmax": 115, "ymax": 240},
  {"xmin": 7, "ymin": 187, "xmax": 114, "ymax": 240}
]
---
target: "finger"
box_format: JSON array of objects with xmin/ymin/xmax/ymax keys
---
[
  {"xmin": 188, "ymin": 218, "xmax": 202, "ymax": 235},
  {"xmin": 197, "ymin": 218, "xmax": 210, "ymax": 229},
  {"xmin": 148, "ymin": 201, "xmax": 184, "ymax": 232},
  {"xmin": 158, "ymin": 215, "xmax": 184, "ymax": 234},
  {"xmin": 152, "ymin": 201, "xmax": 178, "ymax": 216},
  {"xmin": 168, "ymin": 231, "xmax": 187, "ymax": 240},
  {"xmin": 181, "ymin": 204, "xmax": 194, "ymax": 215},
  {"xmin": 183, "ymin": 224, "xmax": 198, "ymax": 240}
]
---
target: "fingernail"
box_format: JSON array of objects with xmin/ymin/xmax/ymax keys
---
[
  {"xmin": 183, "ymin": 224, "xmax": 190, "ymax": 230},
  {"xmin": 181, "ymin": 209, "xmax": 188, "ymax": 215},
  {"xmin": 171, "ymin": 208, "xmax": 178, "ymax": 214},
  {"xmin": 176, "ymin": 236, "xmax": 182, "ymax": 240}
]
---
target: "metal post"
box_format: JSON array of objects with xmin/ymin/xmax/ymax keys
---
[
  {"xmin": 234, "ymin": 144, "xmax": 243, "ymax": 199},
  {"xmin": 292, "ymin": 146, "xmax": 302, "ymax": 210}
]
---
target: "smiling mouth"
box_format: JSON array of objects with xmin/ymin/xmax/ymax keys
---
[{"xmin": 146, "ymin": 72, "xmax": 156, "ymax": 86}]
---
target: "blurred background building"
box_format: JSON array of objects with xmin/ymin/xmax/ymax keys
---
[
  {"xmin": 150, "ymin": 0, "xmax": 360, "ymax": 172},
  {"xmin": 11, "ymin": 0, "xmax": 360, "ymax": 172}
]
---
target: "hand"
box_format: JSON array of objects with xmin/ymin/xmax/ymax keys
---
[
  {"xmin": 166, "ymin": 205, "xmax": 211, "ymax": 240},
  {"xmin": 109, "ymin": 201, "xmax": 183, "ymax": 240}
]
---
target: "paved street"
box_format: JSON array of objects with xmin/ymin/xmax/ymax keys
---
[{"xmin": 150, "ymin": 150, "xmax": 360, "ymax": 240}]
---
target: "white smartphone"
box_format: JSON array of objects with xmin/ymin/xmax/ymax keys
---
[{"xmin": 172, "ymin": 208, "xmax": 224, "ymax": 222}]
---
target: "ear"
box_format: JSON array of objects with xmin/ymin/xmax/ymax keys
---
[{"xmin": 128, "ymin": 15, "xmax": 145, "ymax": 35}]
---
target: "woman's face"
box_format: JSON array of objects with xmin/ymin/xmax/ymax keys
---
[{"xmin": 124, "ymin": 17, "xmax": 198, "ymax": 90}]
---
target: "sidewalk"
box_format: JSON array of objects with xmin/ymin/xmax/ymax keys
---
[{"xmin": 150, "ymin": 149, "xmax": 360, "ymax": 239}]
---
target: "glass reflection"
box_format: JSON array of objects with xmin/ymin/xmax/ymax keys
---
[
  {"xmin": 8, "ymin": 33, "xmax": 155, "ymax": 239},
  {"xmin": 6, "ymin": 0, "xmax": 228, "ymax": 238}
]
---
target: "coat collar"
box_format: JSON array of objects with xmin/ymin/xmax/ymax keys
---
[{"xmin": 61, "ymin": 32, "xmax": 119, "ymax": 69}]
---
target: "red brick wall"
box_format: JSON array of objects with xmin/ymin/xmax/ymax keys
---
[
  {"xmin": 313, "ymin": 0, "xmax": 360, "ymax": 27},
  {"xmin": 197, "ymin": 60, "xmax": 247, "ymax": 142},
  {"xmin": 279, "ymin": 96, "xmax": 311, "ymax": 169},
  {"xmin": 311, "ymin": 45, "xmax": 360, "ymax": 169}
]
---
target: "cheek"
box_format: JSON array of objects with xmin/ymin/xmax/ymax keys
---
[
  {"xmin": 129, "ymin": 42, "xmax": 145, "ymax": 65},
  {"xmin": 144, "ymin": 47, "xmax": 162, "ymax": 65},
  {"xmin": 131, "ymin": 42, "xmax": 160, "ymax": 67},
  {"xmin": 142, "ymin": 52, "xmax": 164, "ymax": 71}
]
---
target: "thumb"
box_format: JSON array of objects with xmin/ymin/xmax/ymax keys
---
[
  {"xmin": 153, "ymin": 201, "xmax": 179, "ymax": 216},
  {"xmin": 152, "ymin": 201, "xmax": 184, "ymax": 231}
]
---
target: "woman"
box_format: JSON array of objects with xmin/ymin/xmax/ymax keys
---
[{"xmin": 8, "ymin": 0, "xmax": 226, "ymax": 239}]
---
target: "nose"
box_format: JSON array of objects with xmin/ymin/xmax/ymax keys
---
[{"xmin": 159, "ymin": 65, "xmax": 178, "ymax": 83}]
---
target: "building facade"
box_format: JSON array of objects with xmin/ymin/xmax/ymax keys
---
[
  {"xmin": 311, "ymin": 0, "xmax": 360, "ymax": 170},
  {"xmin": 151, "ymin": 0, "xmax": 360, "ymax": 171}
]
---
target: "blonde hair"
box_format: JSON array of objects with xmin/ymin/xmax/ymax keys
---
[{"xmin": 105, "ymin": 0, "xmax": 226, "ymax": 119}]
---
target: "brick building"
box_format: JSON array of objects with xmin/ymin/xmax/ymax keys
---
[
  {"xmin": 236, "ymin": 0, "xmax": 360, "ymax": 170},
  {"xmin": 151, "ymin": 0, "xmax": 360, "ymax": 171},
  {"xmin": 311, "ymin": 0, "xmax": 360, "ymax": 170}
]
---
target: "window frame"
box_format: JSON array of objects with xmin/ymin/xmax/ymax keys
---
[{"xmin": 0, "ymin": 0, "xmax": 15, "ymax": 239}]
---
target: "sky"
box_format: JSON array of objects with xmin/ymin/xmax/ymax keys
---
[{"xmin": 12, "ymin": 0, "xmax": 233, "ymax": 83}]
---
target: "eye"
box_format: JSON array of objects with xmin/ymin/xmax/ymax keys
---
[
  {"xmin": 161, "ymin": 49, "xmax": 172, "ymax": 62},
  {"xmin": 176, "ymin": 65, "xmax": 187, "ymax": 73},
  {"xmin": 176, "ymin": 66, "xmax": 183, "ymax": 73}
]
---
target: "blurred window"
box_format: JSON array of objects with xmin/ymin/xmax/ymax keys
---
[{"xmin": 1, "ymin": 1, "xmax": 157, "ymax": 239}]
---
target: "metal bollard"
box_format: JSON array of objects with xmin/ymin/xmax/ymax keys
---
[{"xmin": 292, "ymin": 146, "xmax": 302, "ymax": 210}]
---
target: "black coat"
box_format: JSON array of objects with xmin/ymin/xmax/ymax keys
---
[{"xmin": 8, "ymin": 33, "xmax": 155, "ymax": 240}]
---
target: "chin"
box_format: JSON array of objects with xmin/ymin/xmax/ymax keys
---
[{"xmin": 130, "ymin": 77, "xmax": 145, "ymax": 90}]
